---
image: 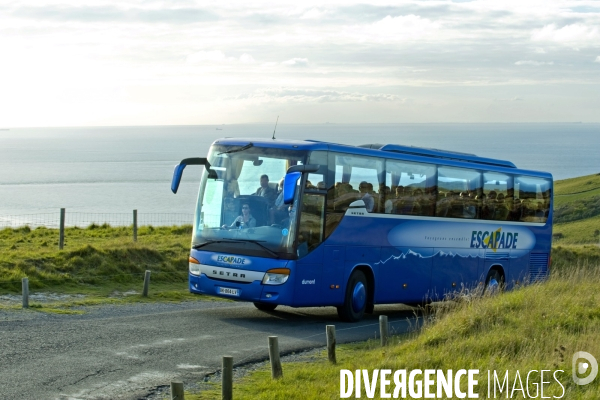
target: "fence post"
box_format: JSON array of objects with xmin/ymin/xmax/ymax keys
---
[
  {"xmin": 326, "ymin": 325, "xmax": 336, "ymax": 364},
  {"xmin": 133, "ymin": 209, "xmax": 138, "ymax": 242},
  {"xmin": 268, "ymin": 336, "xmax": 283, "ymax": 379},
  {"xmin": 380, "ymin": 315, "xmax": 389, "ymax": 347},
  {"xmin": 170, "ymin": 381, "xmax": 184, "ymax": 400},
  {"xmin": 22, "ymin": 277, "xmax": 29, "ymax": 308},
  {"xmin": 142, "ymin": 270, "xmax": 151, "ymax": 297},
  {"xmin": 59, "ymin": 208, "xmax": 65, "ymax": 250},
  {"xmin": 222, "ymin": 356, "xmax": 233, "ymax": 400}
]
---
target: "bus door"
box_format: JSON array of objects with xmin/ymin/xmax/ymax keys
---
[
  {"xmin": 431, "ymin": 248, "xmax": 483, "ymax": 300},
  {"xmin": 293, "ymin": 192, "xmax": 327, "ymax": 306},
  {"xmin": 322, "ymin": 245, "xmax": 345, "ymax": 304}
]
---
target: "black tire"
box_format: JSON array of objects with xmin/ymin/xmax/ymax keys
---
[
  {"xmin": 337, "ymin": 270, "xmax": 368, "ymax": 322},
  {"xmin": 253, "ymin": 302, "xmax": 278, "ymax": 311},
  {"xmin": 483, "ymin": 268, "xmax": 505, "ymax": 295}
]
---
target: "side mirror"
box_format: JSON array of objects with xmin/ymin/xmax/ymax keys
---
[
  {"xmin": 286, "ymin": 164, "xmax": 320, "ymax": 174},
  {"xmin": 283, "ymin": 172, "xmax": 301, "ymax": 204},
  {"xmin": 171, "ymin": 157, "xmax": 217, "ymax": 194}
]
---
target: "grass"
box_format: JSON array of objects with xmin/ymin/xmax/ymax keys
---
[
  {"xmin": 552, "ymin": 173, "xmax": 600, "ymax": 244},
  {"xmin": 0, "ymin": 224, "xmax": 222, "ymax": 307},
  {"xmin": 554, "ymin": 173, "xmax": 600, "ymax": 198},
  {"xmin": 189, "ymin": 265, "xmax": 600, "ymax": 400}
]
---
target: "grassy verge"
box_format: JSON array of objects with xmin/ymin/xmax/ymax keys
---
[
  {"xmin": 0, "ymin": 224, "xmax": 221, "ymax": 307},
  {"xmin": 190, "ymin": 265, "xmax": 600, "ymax": 399}
]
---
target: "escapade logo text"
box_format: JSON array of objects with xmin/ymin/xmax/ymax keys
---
[
  {"xmin": 388, "ymin": 221, "xmax": 536, "ymax": 256},
  {"xmin": 469, "ymin": 228, "xmax": 518, "ymax": 250},
  {"xmin": 211, "ymin": 254, "xmax": 250, "ymax": 266}
]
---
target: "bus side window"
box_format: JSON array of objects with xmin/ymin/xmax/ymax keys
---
[
  {"xmin": 386, "ymin": 159, "xmax": 436, "ymax": 216},
  {"xmin": 437, "ymin": 167, "xmax": 482, "ymax": 219},
  {"xmin": 482, "ymin": 172, "xmax": 513, "ymax": 221}
]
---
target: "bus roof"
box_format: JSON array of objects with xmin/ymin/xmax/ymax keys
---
[{"xmin": 212, "ymin": 138, "xmax": 552, "ymax": 178}]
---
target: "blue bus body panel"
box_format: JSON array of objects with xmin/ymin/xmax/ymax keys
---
[{"xmin": 320, "ymin": 214, "xmax": 552, "ymax": 304}]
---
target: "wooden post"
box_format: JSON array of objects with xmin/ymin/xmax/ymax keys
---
[
  {"xmin": 133, "ymin": 209, "xmax": 138, "ymax": 242},
  {"xmin": 170, "ymin": 381, "xmax": 184, "ymax": 400},
  {"xmin": 380, "ymin": 315, "xmax": 389, "ymax": 347},
  {"xmin": 142, "ymin": 270, "xmax": 151, "ymax": 297},
  {"xmin": 268, "ymin": 336, "xmax": 283, "ymax": 379},
  {"xmin": 222, "ymin": 356, "xmax": 233, "ymax": 400},
  {"xmin": 22, "ymin": 277, "xmax": 29, "ymax": 308},
  {"xmin": 326, "ymin": 325, "xmax": 336, "ymax": 364},
  {"xmin": 59, "ymin": 208, "xmax": 65, "ymax": 250}
]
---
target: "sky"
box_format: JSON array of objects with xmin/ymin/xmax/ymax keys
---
[{"xmin": 1, "ymin": 0, "xmax": 600, "ymax": 127}]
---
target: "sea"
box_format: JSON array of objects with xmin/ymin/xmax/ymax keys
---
[{"xmin": 0, "ymin": 123, "xmax": 598, "ymax": 225}]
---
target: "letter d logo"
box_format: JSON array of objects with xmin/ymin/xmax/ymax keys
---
[{"xmin": 572, "ymin": 351, "xmax": 598, "ymax": 385}]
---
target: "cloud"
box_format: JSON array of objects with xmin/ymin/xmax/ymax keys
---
[
  {"xmin": 234, "ymin": 88, "xmax": 405, "ymax": 103},
  {"xmin": 281, "ymin": 58, "xmax": 309, "ymax": 67},
  {"xmin": 187, "ymin": 51, "xmax": 232, "ymax": 64},
  {"xmin": 532, "ymin": 23, "xmax": 600, "ymax": 46},
  {"xmin": 186, "ymin": 51, "xmax": 257, "ymax": 65},
  {"xmin": 239, "ymin": 53, "xmax": 256, "ymax": 64},
  {"xmin": 366, "ymin": 14, "xmax": 441, "ymax": 40},
  {"xmin": 12, "ymin": 5, "xmax": 218, "ymax": 24},
  {"xmin": 300, "ymin": 8, "xmax": 327, "ymax": 20},
  {"xmin": 515, "ymin": 60, "xmax": 554, "ymax": 66},
  {"xmin": 595, "ymin": 56, "xmax": 600, "ymax": 63},
  {"xmin": 494, "ymin": 97, "xmax": 524, "ymax": 102}
]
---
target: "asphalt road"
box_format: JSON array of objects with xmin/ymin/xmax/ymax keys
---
[{"xmin": 0, "ymin": 300, "xmax": 417, "ymax": 399}]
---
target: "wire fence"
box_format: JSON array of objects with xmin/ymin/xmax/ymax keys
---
[{"xmin": 0, "ymin": 210, "xmax": 194, "ymax": 229}]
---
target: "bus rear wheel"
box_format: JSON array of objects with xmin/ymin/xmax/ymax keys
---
[
  {"xmin": 253, "ymin": 302, "xmax": 278, "ymax": 311},
  {"xmin": 483, "ymin": 269, "xmax": 505, "ymax": 295},
  {"xmin": 337, "ymin": 270, "xmax": 368, "ymax": 322}
]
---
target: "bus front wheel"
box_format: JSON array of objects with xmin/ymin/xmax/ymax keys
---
[
  {"xmin": 253, "ymin": 302, "xmax": 278, "ymax": 311},
  {"xmin": 337, "ymin": 270, "xmax": 368, "ymax": 322}
]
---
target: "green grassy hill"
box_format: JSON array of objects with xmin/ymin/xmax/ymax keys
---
[
  {"xmin": 0, "ymin": 225, "xmax": 198, "ymax": 307},
  {"xmin": 553, "ymin": 173, "xmax": 600, "ymax": 244}
]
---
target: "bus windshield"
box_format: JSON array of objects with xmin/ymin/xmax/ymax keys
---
[{"xmin": 192, "ymin": 144, "xmax": 307, "ymax": 258}]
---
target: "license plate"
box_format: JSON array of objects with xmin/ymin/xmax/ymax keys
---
[{"xmin": 218, "ymin": 287, "xmax": 240, "ymax": 296}]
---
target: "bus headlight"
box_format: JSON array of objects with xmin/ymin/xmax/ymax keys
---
[
  {"xmin": 189, "ymin": 257, "xmax": 201, "ymax": 276},
  {"xmin": 262, "ymin": 268, "xmax": 290, "ymax": 285}
]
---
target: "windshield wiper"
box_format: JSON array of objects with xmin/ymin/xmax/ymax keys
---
[
  {"xmin": 192, "ymin": 239, "xmax": 241, "ymax": 250},
  {"xmin": 218, "ymin": 142, "xmax": 254, "ymax": 155},
  {"xmin": 242, "ymin": 239, "xmax": 280, "ymax": 258},
  {"xmin": 193, "ymin": 238, "xmax": 279, "ymax": 258}
]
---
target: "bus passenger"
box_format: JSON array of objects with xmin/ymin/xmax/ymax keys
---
[
  {"xmin": 270, "ymin": 178, "xmax": 287, "ymax": 223},
  {"xmin": 222, "ymin": 203, "xmax": 256, "ymax": 230},
  {"xmin": 253, "ymin": 174, "xmax": 277, "ymax": 205},
  {"xmin": 359, "ymin": 181, "xmax": 374, "ymax": 212}
]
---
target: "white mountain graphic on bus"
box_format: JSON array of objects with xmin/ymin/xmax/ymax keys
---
[{"xmin": 388, "ymin": 220, "xmax": 536, "ymax": 257}]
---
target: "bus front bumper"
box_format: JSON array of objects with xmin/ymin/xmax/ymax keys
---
[{"xmin": 189, "ymin": 273, "xmax": 293, "ymax": 305}]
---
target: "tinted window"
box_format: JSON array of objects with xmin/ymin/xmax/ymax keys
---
[
  {"xmin": 514, "ymin": 176, "xmax": 551, "ymax": 223},
  {"xmin": 385, "ymin": 160, "xmax": 436, "ymax": 216},
  {"xmin": 437, "ymin": 167, "xmax": 481, "ymax": 219},
  {"xmin": 482, "ymin": 172, "xmax": 513, "ymax": 221},
  {"xmin": 330, "ymin": 153, "xmax": 383, "ymax": 213}
]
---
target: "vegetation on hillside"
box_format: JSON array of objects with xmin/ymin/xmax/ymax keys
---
[
  {"xmin": 0, "ymin": 224, "xmax": 196, "ymax": 305},
  {"xmin": 553, "ymin": 173, "xmax": 600, "ymax": 244},
  {"xmin": 192, "ymin": 264, "xmax": 600, "ymax": 400}
]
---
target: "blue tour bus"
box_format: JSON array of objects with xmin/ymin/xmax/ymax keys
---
[{"xmin": 171, "ymin": 138, "xmax": 552, "ymax": 321}]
